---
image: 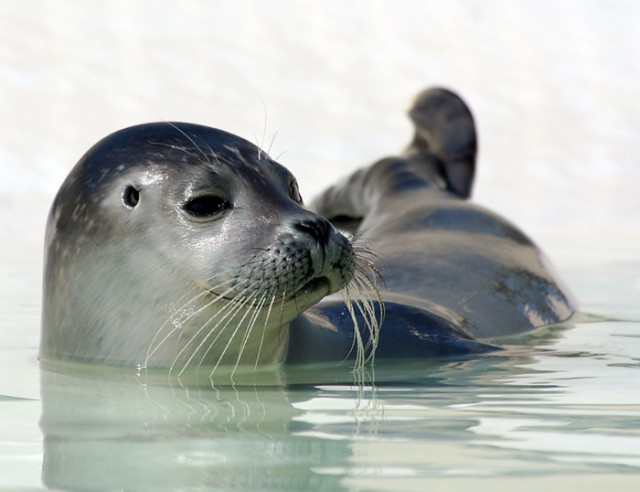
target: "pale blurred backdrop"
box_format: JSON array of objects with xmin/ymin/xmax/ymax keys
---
[{"xmin": 1, "ymin": 0, "xmax": 638, "ymax": 271}]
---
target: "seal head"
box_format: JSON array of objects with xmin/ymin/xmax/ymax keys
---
[{"xmin": 41, "ymin": 123, "xmax": 354, "ymax": 369}]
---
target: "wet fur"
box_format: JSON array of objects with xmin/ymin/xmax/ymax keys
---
[{"xmin": 41, "ymin": 87, "xmax": 575, "ymax": 381}]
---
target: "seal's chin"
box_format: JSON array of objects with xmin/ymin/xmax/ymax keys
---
[{"xmin": 295, "ymin": 276, "xmax": 331, "ymax": 300}]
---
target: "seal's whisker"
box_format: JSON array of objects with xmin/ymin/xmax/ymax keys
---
[
  {"xmin": 273, "ymin": 150, "xmax": 287, "ymax": 163},
  {"xmin": 173, "ymin": 297, "xmax": 246, "ymax": 378},
  {"xmin": 254, "ymin": 293, "xmax": 277, "ymax": 371},
  {"xmin": 209, "ymin": 293, "xmax": 260, "ymax": 380},
  {"xmin": 191, "ymin": 295, "xmax": 251, "ymax": 374},
  {"xmin": 164, "ymin": 121, "xmax": 230, "ymax": 171},
  {"xmin": 256, "ymin": 98, "xmax": 268, "ymax": 161},
  {"xmin": 144, "ymin": 273, "xmax": 233, "ymax": 354},
  {"xmin": 351, "ymin": 240, "xmax": 378, "ymax": 258},
  {"xmin": 149, "ymin": 277, "xmax": 233, "ymax": 347},
  {"xmin": 146, "ymin": 284, "xmax": 233, "ymax": 365},
  {"xmin": 164, "ymin": 122, "xmax": 211, "ymax": 164},
  {"xmin": 148, "ymin": 141, "xmax": 203, "ymax": 162},
  {"xmin": 351, "ymin": 258, "xmax": 384, "ymax": 299},
  {"xmin": 352, "ymin": 297, "xmax": 380, "ymax": 368},
  {"xmin": 356, "ymin": 255, "xmax": 381, "ymax": 277},
  {"xmin": 343, "ymin": 284, "xmax": 375, "ymax": 366},
  {"xmin": 144, "ymin": 277, "xmax": 246, "ymax": 368},
  {"xmin": 142, "ymin": 284, "xmax": 209, "ymax": 367},
  {"xmin": 169, "ymin": 297, "xmax": 242, "ymax": 377},
  {"xmin": 351, "ymin": 296, "xmax": 380, "ymax": 362},
  {"xmin": 198, "ymin": 285, "xmax": 260, "ymax": 361},
  {"xmin": 266, "ymin": 131, "xmax": 278, "ymax": 159},
  {"xmin": 235, "ymin": 293, "xmax": 267, "ymax": 363},
  {"xmin": 176, "ymin": 285, "xmax": 258, "ymax": 375},
  {"xmin": 352, "ymin": 267, "xmax": 383, "ymax": 309},
  {"xmin": 353, "ymin": 253, "xmax": 385, "ymax": 288},
  {"xmin": 338, "ymin": 261, "xmax": 384, "ymax": 373},
  {"xmin": 351, "ymin": 270, "xmax": 384, "ymax": 356},
  {"xmin": 353, "ymin": 260, "xmax": 386, "ymax": 314},
  {"xmin": 232, "ymin": 292, "xmax": 269, "ymax": 378},
  {"xmin": 339, "ymin": 287, "xmax": 360, "ymax": 362},
  {"xmin": 170, "ymin": 292, "xmax": 245, "ymax": 377},
  {"xmin": 343, "ymin": 290, "xmax": 368, "ymax": 378}
]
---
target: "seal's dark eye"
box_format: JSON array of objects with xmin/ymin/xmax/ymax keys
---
[
  {"xmin": 289, "ymin": 180, "xmax": 303, "ymax": 204},
  {"xmin": 183, "ymin": 195, "xmax": 231, "ymax": 219},
  {"xmin": 122, "ymin": 185, "xmax": 140, "ymax": 208}
]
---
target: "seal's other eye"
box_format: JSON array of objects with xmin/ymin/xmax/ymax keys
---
[
  {"xmin": 122, "ymin": 185, "xmax": 140, "ymax": 208},
  {"xmin": 183, "ymin": 195, "xmax": 232, "ymax": 219},
  {"xmin": 289, "ymin": 180, "xmax": 303, "ymax": 204}
]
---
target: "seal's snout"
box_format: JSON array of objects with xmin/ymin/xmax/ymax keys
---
[
  {"xmin": 275, "ymin": 215, "xmax": 354, "ymax": 297},
  {"xmin": 293, "ymin": 218, "xmax": 332, "ymax": 246}
]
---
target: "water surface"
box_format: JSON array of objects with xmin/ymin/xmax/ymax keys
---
[{"xmin": 1, "ymin": 1, "xmax": 639, "ymax": 490}]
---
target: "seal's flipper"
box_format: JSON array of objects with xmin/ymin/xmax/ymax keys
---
[
  {"xmin": 312, "ymin": 87, "xmax": 478, "ymax": 229},
  {"xmin": 287, "ymin": 301, "xmax": 498, "ymax": 364},
  {"xmin": 405, "ymin": 88, "xmax": 477, "ymax": 198}
]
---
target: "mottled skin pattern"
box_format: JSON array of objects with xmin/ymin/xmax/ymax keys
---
[{"xmin": 41, "ymin": 88, "xmax": 575, "ymax": 369}]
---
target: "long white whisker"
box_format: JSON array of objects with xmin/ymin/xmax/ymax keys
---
[
  {"xmin": 255, "ymin": 294, "xmax": 277, "ymax": 371},
  {"xmin": 144, "ymin": 276, "xmax": 237, "ymax": 355},
  {"xmin": 164, "ymin": 122, "xmax": 209, "ymax": 163},
  {"xmin": 144, "ymin": 277, "xmax": 245, "ymax": 367},
  {"xmin": 343, "ymin": 290, "xmax": 367, "ymax": 380},
  {"xmin": 232, "ymin": 292, "xmax": 268, "ymax": 378},
  {"xmin": 337, "ymin": 246, "xmax": 385, "ymax": 380},
  {"xmin": 351, "ymin": 268, "xmax": 383, "ymax": 358},
  {"xmin": 267, "ymin": 131, "xmax": 278, "ymax": 157},
  {"xmin": 197, "ymin": 302, "xmax": 249, "ymax": 371},
  {"xmin": 178, "ymin": 285, "xmax": 258, "ymax": 376},
  {"xmin": 209, "ymin": 293, "xmax": 260, "ymax": 381},
  {"xmin": 350, "ymin": 294, "xmax": 380, "ymax": 362},
  {"xmin": 172, "ymin": 287, "xmax": 250, "ymax": 378},
  {"xmin": 142, "ymin": 284, "xmax": 209, "ymax": 369},
  {"xmin": 340, "ymin": 286, "xmax": 360, "ymax": 361}
]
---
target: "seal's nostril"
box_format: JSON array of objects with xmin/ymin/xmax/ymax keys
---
[{"xmin": 294, "ymin": 219, "xmax": 332, "ymax": 246}]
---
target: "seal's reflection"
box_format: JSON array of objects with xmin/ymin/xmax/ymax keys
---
[{"xmin": 40, "ymin": 366, "xmax": 352, "ymax": 491}]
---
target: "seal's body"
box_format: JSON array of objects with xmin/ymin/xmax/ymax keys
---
[
  {"xmin": 41, "ymin": 88, "xmax": 574, "ymax": 370},
  {"xmin": 288, "ymin": 89, "xmax": 574, "ymax": 362}
]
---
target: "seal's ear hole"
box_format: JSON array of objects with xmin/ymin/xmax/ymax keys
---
[
  {"xmin": 122, "ymin": 185, "xmax": 140, "ymax": 209},
  {"xmin": 183, "ymin": 195, "xmax": 232, "ymax": 219},
  {"xmin": 289, "ymin": 180, "xmax": 303, "ymax": 204}
]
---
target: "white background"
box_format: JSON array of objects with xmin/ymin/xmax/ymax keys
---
[{"xmin": 1, "ymin": 0, "xmax": 638, "ymax": 281}]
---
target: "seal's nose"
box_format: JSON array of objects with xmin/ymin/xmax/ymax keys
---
[{"xmin": 293, "ymin": 218, "xmax": 332, "ymax": 246}]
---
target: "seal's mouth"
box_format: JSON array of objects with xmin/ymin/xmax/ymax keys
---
[{"xmin": 206, "ymin": 276, "xmax": 331, "ymax": 304}]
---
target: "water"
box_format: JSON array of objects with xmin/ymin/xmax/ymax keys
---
[{"xmin": 1, "ymin": 1, "xmax": 640, "ymax": 490}]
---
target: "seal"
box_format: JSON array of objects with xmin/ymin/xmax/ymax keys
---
[
  {"xmin": 40, "ymin": 122, "xmax": 364, "ymax": 373},
  {"xmin": 40, "ymin": 88, "xmax": 575, "ymax": 374}
]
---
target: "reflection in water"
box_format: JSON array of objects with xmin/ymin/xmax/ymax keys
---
[
  {"xmin": 40, "ymin": 367, "xmax": 352, "ymax": 491},
  {"xmin": 39, "ymin": 318, "xmax": 640, "ymax": 491},
  {"xmin": 38, "ymin": 358, "xmax": 469, "ymax": 490},
  {"xmin": 38, "ymin": 352, "xmax": 500, "ymax": 490},
  {"xmin": 39, "ymin": 356, "xmax": 497, "ymax": 490}
]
